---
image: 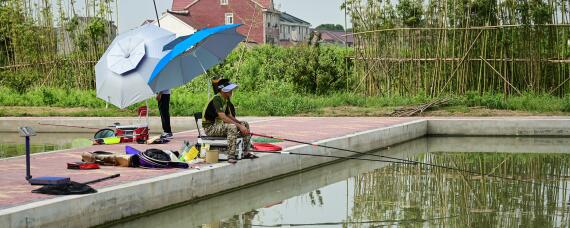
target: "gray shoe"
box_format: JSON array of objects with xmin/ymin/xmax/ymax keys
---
[
  {"xmin": 228, "ymin": 155, "xmax": 238, "ymax": 164},
  {"xmin": 160, "ymin": 132, "xmax": 173, "ymax": 139}
]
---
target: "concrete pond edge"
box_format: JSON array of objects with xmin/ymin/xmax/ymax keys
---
[{"xmin": 1, "ymin": 118, "xmax": 570, "ymax": 227}]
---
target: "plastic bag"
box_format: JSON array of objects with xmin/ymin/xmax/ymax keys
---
[{"xmin": 179, "ymin": 141, "xmax": 200, "ymax": 162}]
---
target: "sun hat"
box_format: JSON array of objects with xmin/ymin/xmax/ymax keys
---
[{"xmin": 218, "ymin": 81, "xmax": 238, "ymax": 92}]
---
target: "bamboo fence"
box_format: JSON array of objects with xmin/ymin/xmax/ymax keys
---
[
  {"xmin": 0, "ymin": 0, "xmax": 116, "ymax": 91},
  {"xmin": 352, "ymin": 25, "xmax": 570, "ymax": 96},
  {"xmin": 347, "ymin": 0, "xmax": 570, "ymax": 97}
]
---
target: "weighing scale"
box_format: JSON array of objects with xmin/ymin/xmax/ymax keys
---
[{"xmin": 19, "ymin": 126, "xmax": 70, "ymax": 185}]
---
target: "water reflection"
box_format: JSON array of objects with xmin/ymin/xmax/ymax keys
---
[
  {"xmin": 0, "ymin": 132, "xmax": 93, "ymax": 158},
  {"xmin": 350, "ymin": 152, "xmax": 570, "ymax": 227},
  {"xmin": 201, "ymin": 210, "xmax": 259, "ymax": 228},
  {"xmin": 0, "ymin": 143, "xmax": 71, "ymax": 158},
  {"xmin": 108, "ymin": 137, "xmax": 570, "ymax": 228}
]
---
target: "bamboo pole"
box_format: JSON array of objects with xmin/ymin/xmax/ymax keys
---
[
  {"xmin": 438, "ymin": 30, "xmax": 483, "ymax": 95},
  {"xmin": 480, "ymin": 56, "xmax": 522, "ymax": 95},
  {"xmin": 348, "ymin": 24, "xmax": 570, "ymax": 37}
]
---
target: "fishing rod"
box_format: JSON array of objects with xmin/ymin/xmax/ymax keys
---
[
  {"xmin": 252, "ymin": 132, "xmax": 412, "ymax": 163},
  {"xmin": 83, "ymin": 174, "xmax": 120, "ymax": 185},
  {"xmin": 252, "ymin": 151, "xmax": 417, "ymax": 165},
  {"xmin": 38, "ymin": 123, "xmax": 100, "ymax": 130},
  {"xmin": 251, "ymin": 132, "xmax": 570, "ymax": 191},
  {"xmin": 247, "ymin": 215, "xmax": 458, "ymax": 227}
]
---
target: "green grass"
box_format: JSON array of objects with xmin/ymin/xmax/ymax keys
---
[{"xmin": 1, "ymin": 86, "xmax": 569, "ymax": 117}]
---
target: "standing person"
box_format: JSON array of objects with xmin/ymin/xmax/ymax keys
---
[
  {"xmin": 157, "ymin": 89, "xmax": 172, "ymax": 138},
  {"xmin": 202, "ymin": 79, "xmax": 252, "ymax": 164}
]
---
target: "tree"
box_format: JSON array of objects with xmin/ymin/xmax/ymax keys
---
[
  {"xmin": 470, "ymin": 0, "xmax": 498, "ymax": 26},
  {"xmin": 396, "ymin": 0, "xmax": 424, "ymax": 27},
  {"xmin": 315, "ymin": 24, "xmax": 344, "ymax": 31}
]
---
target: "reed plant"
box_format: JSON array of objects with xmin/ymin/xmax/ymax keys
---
[{"xmin": 2, "ymin": 86, "xmax": 570, "ymax": 117}]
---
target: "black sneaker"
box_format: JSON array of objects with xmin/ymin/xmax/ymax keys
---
[{"xmin": 160, "ymin": 132, "xmax": 173, "ymax": 139}]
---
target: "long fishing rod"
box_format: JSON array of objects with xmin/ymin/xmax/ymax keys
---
[
  {"xmin": 38, "ymin": 123, "xmax": 100, "ymax": 130},
  {"xmin": 252, "ymin": 151, "xmax": 417, "ymax": 165},
  {"xmin": 247, "ymin": 215, "xmax": 458, "ymax": 227},
  {"xmin": 251, "ymin": 132, "xmax": 570, "ymax": 191},
  {"xmin": 252, "ymin": 132, "xmax": 412, "ymax": 163}
]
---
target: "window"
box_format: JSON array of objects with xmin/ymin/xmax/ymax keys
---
[
  {"xmin": 220, "ymin": 0, "xmax": 228, "ymax": 5},
  {"xmin": 225, "ymin": 13, "xmax": 234, "ymax": 24}
]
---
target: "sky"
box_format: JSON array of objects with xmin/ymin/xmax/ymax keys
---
[{"xmin": 115, "ymin": 0, "xmax": 348, "ymax": 33}]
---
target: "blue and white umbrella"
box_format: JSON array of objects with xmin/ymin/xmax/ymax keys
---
[
  {"xmin": 96, "ymin": 24, "xmax": 175, "ymax": 109},
  {"xmin": 147, "ymin": 24, "xmax": 245, "ymax": 93}
]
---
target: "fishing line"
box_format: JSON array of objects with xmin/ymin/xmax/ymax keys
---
[
  {"xmin": 251, "ymin": 132, "xmax": 570, "ymax": 191},
  {"xmin": 252, "ymin": 151, "xmax": 416, "ymax": 165}
]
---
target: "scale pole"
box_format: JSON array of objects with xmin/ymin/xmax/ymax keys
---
[{"xmin": 25, "ymin": 136, "xmax": 31, "ymax": 180}]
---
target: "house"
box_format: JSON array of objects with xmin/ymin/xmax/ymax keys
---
[
  {"xmin": 168, "ymin": 0, "xmax": 310, "ymax": 44},
  {"xmin": 279, "ymin": 12, "xmax": 311, "ymax": 44},
  {"xmin": 142, "ymin": 10, "xmax": 197, "ymax": 37},
  {"xmin": 315, "ymin": 30, "xmax": 354, "ymax": 47}
]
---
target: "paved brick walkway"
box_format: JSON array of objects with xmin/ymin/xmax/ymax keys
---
[{"xmin": 0, "ymin": 117, "xmax": 415, "ymax": 210}]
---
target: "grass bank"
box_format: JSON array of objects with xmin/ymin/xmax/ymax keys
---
[{"xmin": 1, "ymin": 87, "xmax": 570, "ymax": 117}]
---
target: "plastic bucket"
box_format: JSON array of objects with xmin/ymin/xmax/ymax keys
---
[{"xmin": 206, "ymin": 150, "xmax": 219, "ymax": 164}]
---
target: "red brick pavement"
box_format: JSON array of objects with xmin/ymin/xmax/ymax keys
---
[{"xmin": 0, "ymin": 117, "xmax": 415, "ymax": 209}]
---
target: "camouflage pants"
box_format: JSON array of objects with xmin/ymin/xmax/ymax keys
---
[{"xmin": 204, "ymin": 121, "xmax": 251, "ymax": 157}]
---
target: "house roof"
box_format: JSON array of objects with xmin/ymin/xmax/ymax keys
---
[
  {"xmin": 171, "ymin": 13, "xmax": 207, "ymax": 30},
  {"xmin": 317, "ymin": 30, "xmax": 354, "ymax": 44},
  {"xmin": 252, "ymin": 0, "xmax": 273, "ymax": 9},
  {"xmin": 141, "ymin": 19, "xmax": 155, "ymax": 26},
  {"xmin": 178, "ymin": 0, "xmax": 273, "ymax": 10},
  {"xmin": 141, "ymin": 12, "xmax": 198, "ymax": 28},
  {"xmin": 280, "ymin": 12, "xmax": 310, "ymax": 26}
]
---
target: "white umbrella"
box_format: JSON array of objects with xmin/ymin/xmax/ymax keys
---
[
  {"xmin": 96, "ymin": 24, "xmax": 175, "ymax": 109},
  {"xmin": 106, "ymin": 36, "xmax": 146, "ymax": 75}
]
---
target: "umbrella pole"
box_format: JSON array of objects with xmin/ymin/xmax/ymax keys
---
[
  {"xmin": 153, "ymin": 0, "xmax": 161, "ymax": 27},
  {"xmin": 196, "ymin": 58, "xmax": 210, "ymax": 99},
  {"xmin": 146, "ymin": 100, "xmax": 149, "ymax": 124}
]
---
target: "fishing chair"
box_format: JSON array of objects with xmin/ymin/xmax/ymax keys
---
[{"xmin": 193, "ymin": 112, "xmax": 244, "ymax": 159}]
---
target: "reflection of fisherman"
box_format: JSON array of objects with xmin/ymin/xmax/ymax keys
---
[
  {"xmin": 202, "ymin": 79, "xmax": 252, "ymax": 163},
  {"xmin": 218, "ymin": 209, "xmax": 259, "ymax": 227}
]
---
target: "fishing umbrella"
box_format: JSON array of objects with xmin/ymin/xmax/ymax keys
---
[
  {"xmin": 96, "ymin": 24, "xmax": 176, "ymax": 109},
  {"xmin": 147, "ymin": 24, "xmax": 245, "ymax": 93}
]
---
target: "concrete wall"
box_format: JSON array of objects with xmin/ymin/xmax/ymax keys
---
[
  {"xmin": 3, "ymin": 118, "xmax": 570, "ymax": 227},
  {"xmin": 428, "ymin": 118, "xmax": 570, "ymax": 136},
  {"xmin": 0, "ymin": 117, "xmax": 195, "ymax": 134},
  {"xmin": 0, "ymin": 120, "xmax": 427, "ymax": 228},
  {"xmin": 427, "ymin": 136, "xmax": 570, "ymax": 154},
  {"xmin": 0, "ymin": 117, "xmax": 264, "ymax": 134}
]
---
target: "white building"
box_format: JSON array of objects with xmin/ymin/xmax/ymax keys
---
[
  {"xmin": 142, "ymin": 10, "xmax": 196, "ymax": 37},
  {"xmin": 279, "ymin": 12, "xmax": 311, "ymax": 43}
]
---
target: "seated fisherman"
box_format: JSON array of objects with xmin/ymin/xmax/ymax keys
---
[{"xmin": 202, "ymin": 79, "xmax": 252, "ymax": 163}]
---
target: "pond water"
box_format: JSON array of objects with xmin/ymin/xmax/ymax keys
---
[
  {"xmin": 0, "ymin": 132, "xmax": 93, "ymax": 158},
  {"xmin": 106, "ymin": 136, "xmax": 570, "ymax": 227}
]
